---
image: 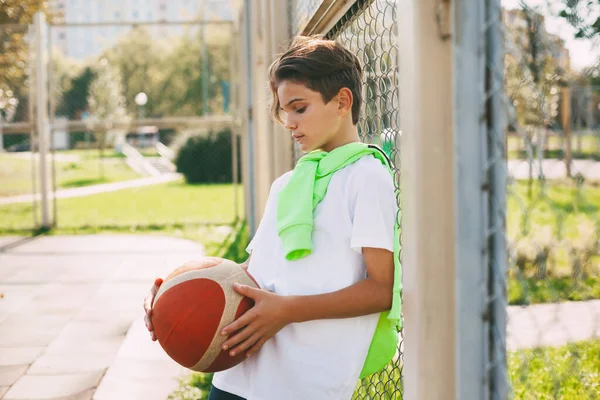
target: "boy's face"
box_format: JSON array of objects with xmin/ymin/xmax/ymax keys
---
[{"xmin": 277, "ymin": 80, "xmax": 343, "ymax": 153}]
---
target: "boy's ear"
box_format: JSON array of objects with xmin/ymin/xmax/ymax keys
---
[{"xmin": 336, "ymin": 88, "xmax": 353, "ymax": 116}]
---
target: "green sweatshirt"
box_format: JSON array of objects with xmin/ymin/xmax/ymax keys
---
[{"xmin": 276, "ymin": 142, "xmax": 402, "ymax": 378}]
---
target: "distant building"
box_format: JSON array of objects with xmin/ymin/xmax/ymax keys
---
[{"xmin": 49, "ymin": 0, "xmax": 234, "ymax": 60}]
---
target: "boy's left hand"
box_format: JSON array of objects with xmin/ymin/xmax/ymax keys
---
[{"xmin": 220, "ymin": 283, "xmax": 291, "ymax": 358}]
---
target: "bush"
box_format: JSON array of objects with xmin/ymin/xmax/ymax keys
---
[{"xmin": 176, "ymin": 129, "xmax": 238, "ymax": 184}]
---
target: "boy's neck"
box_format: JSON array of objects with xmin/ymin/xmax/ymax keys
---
[{"xmin": 320, "ymin": 125, "xmax": 360, "ymax": 152}]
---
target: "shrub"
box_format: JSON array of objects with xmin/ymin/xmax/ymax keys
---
[{"xmin": 176, "ymin": 129, "xmax": 238, "ymax": 184}]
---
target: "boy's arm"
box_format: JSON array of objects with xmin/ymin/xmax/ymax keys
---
[{"xmin": 220, "ymin": 247, "xmax": 393, "ymax": 357}]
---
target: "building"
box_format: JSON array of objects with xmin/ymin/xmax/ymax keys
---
[{"xmin": 49, "ymin": 0, "xmax": 234, "ymax": 60}]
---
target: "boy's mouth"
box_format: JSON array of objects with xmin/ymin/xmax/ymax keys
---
[{"xmin": 292, "ymin": 134, "xmax": 305, "ymax": 142}]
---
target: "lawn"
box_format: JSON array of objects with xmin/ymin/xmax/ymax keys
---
[
  {"xmin": 0, "ymin": 179, "xmax": 244, "ymax": 231},
  {"xmin": 0, "ymin": 150, "xmax": 142, "ymax": 197},
  {"xmin": 509, "ymin": 340, "xmax": 600, "ymax": 399},
  {"xmin": 170, "ymin": 339, "xmax": 600, "ymax": 400},
  {"xmin": 507, "ymin": 180, "xmax": 600, "ymax": 304}
]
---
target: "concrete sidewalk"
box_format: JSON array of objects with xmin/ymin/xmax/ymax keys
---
[
  {"xmin": 0, "ymin": 235, "xmax": 599, "ymax": 399},
  {"xmin": 508, "ymin": 159, "xmax": 600, "ymax": 180},
  {"xmin": 0, "ymin": 235, "xmax": 204, "ymax": 399},
  {"xmin": 0, "ymin": 174, "xmax": 181, "ymax": 206}
]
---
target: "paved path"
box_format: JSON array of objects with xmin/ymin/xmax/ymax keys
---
[
  {"xmin": 0, "ymin": 174, "xmax": 181, "ymax": 206},
  {"xmin": 0, "ymin": 235, "xmax": 599, "ymax": 399},
  {"xmin": 508, "ymin": 159, "xmax": 600, "ymax": 180},
  {"xmin": 0, "ymin": 235, "xmax": 204, "ymax": 400},
  {"xmin": 507, "ymin": 300, "xmax": 600, "ymax": 351}
]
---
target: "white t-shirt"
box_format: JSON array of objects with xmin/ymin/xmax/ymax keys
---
[{"xmin": 212, "ymin": 155, "xmax": 397, "ymax": 400}]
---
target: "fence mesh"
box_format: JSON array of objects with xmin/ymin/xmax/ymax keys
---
[
  {"xmin": 289, "ymin": 0, "xmax": 324, "ymax": 36},
  {"xmin": 0, "ymin": 21, "xmax": 241, "ymax": 235},
  {"xmin": 0, "ymin": 24, "xmax": 39, "ymax": 232},
  {"xmin": 328, "ymin": 0, "xmax": 403, "ymax": 398},
  {"xmin": 495, "ymin": 1, "xmax": 600, "ymax": 399}
]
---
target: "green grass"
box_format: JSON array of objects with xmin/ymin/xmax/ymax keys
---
[
  {"xmin": 0, "ymin": 179, "xmax": 243, "ymax": 230},
  {"xmin": 509, "ymin": 340, "xmax": 600, "ymax": 399},
  {"xmin": 171, "ymin": 340, "xmax": 600, "ymax": 400},
  {"xmin": 507, "ymin": 180, "xmax": 600, "ymax": 304},
  {"xmin": 0, "ymin": 151, "xmax": 141, "ymax": 197},
  {"xmin": 509, "ymin": 275, "xmax": 600, "ymax": 305}
]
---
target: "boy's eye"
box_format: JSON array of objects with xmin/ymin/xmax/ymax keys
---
[{"xmin": 296, "ymin": 107, "xmax": 306, "ymax": 114}]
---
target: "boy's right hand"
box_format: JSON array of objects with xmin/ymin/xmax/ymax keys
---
[{"xmin": 143, "ymin": 277, "xmax": 163, "ymax": 341}]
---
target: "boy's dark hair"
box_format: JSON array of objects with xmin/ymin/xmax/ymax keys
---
[{"xmin": 268, "ymin": 35, "xmax": 363, "ymax": 125}]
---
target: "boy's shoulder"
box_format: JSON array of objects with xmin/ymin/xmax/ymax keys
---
[{"xmin": 344, "ymin": 154, "xmax": 393, "ymax": 187}]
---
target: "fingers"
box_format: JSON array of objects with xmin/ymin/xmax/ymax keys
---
[
  {"xmin": 143, "ymin": 277, "xmax": 163, "ymax": 341},
  {"xmin": 222, "ymin": 322, "xmax": 257, "ymax": 352},
  {"xmin": 233, "ymin": 283, "xmax": 260, "ymax": 298},
  {"xmin": 151, "ymin": 278, "xmax": 163, "ymax": 296},
  {"xmin": 221, "ymin": 310, "xmax": 253, "ymax": 337},
  {"xmin": 143, "ymin": 295, "xmax": 153, "ymax": 315},
  {"xmin": 228, "ymin": 332, "xmax": 261, "ymax": 357},
  {"xmin": 144, "ymin": 313, "xmax": 157, "ymax": 341},
  {"xmin": 245, "ymin": 337, "xmax": 268, "ymax": 358}
]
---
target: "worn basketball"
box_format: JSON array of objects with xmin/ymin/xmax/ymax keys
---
[{"xmin": 151, "ymin": 257, "xmax": 259, "ymax": 372}]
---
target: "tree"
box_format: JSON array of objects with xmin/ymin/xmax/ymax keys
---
[
  {"xmin": 504, "ymin": 7, "xmax": 565, "ymax": 189},
  {"xmin": 55, "ymin": 66, "xmax": 94, "ymax": 120},
  {"xmin": 100, "ymin": 25, "xmax": 231, "ymax": 118},
  {"xmin": 0, "ymin": 0, "xmax": 55, "ymax": 122},
  {"xmin": 87, "ymin": 58, "xmax": 130, "ymax": 176},
  {"xmin": 559, "ymin": 0, "xmax": 600, "ymax": 39}
]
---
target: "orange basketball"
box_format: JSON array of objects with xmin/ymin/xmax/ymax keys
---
[{"xmin": 151, "ymin": 256, "xmax": 259, "ymax": 372}]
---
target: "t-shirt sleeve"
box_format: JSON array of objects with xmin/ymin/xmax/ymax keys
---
[{"xmin": 349, "ymin": 164, "xmax": 398, "ymax": 254}]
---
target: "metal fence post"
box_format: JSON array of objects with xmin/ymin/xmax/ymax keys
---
[
  {"xmin": 398, "ymin": 1, "xmax": 456, "ymax": 398},
  {"xmin": 34, "ymin": 12, "xmax": 51, "ymax": 229},
  {"xmin": 485, "ymin": 0, "xmax": 508, "ymax": 398},
  {"xmin": 454, "ymin": 0, "xmax": 489, "ymax": 398}
]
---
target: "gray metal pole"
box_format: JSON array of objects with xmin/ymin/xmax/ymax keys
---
[
  {"xmin": 48, "ymin": 25, "xmax": 58, "ymax": 228},
  {"xmin": 244, "ymin": 0, "xmax": 256, "ymax": 235},
  {"xmin": 453, "ymin": 0, "xmax": 488, "ymax": 398},
  {"xmin": 28, "ymin": 25, "xmax": 39, "ymax": 228},
  {"xmin": 35, "ymin": 12, "xmax": 51, "ymax": 229},
  {"xmin": 201, "ymin": 1, "xmax": 209, "ymax": 116},
  {"xmin": 486, "ymin": 0, "xmax": 508, "ymax": 398}
]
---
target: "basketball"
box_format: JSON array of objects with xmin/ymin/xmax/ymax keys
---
[{"xmin": 151, "ymin": 256, "xmax": 260, "ymax": 372}]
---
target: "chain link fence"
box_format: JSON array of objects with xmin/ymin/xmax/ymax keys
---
[
  {"xmin": 498, "ymin": 1, "xmax": 600, "ymax": 399},
  {"xmin": 289, "ymin": 0, "xmax": 403, "ymax": 397},
  {"xmin": 0, "ymin": 23, "xmax": 40, "ymax": 232},
  {"xmin": 289, "ymin": 0, "xmax": 600, "ymax": 398},
  {"xmin": 326, "ymin": 0, "xmax": 403, "ymax": 398}
]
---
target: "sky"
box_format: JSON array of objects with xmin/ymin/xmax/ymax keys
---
[{"xmin": 501, "ymin": 0, "xmax": 600, "ymax": 71}]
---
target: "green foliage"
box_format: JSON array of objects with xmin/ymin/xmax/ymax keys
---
[
  {"xmin": 509, "ymin": 340, "xmax": 600, "ymax": 399},
  {"xmin": 56, "ymin": 67, "xmax": 95, "ymax": 119},
  {"xmin": 504, "ymin": 7, "xmax": 563, "ymax": 131},
  {"xmin": 87, "ymin": 59, "xmax": 130, "ymax": 122},
  {"xmin": 176, "ymin": 129, "xmax": 236, "ymax": 184},
  {"xmin": 509, "ymin": 275, "xmax": 600, "ymax": 305},
  {"xmin": 100, "ymin": 26, "xmax": 231, "ymax": 118},
  {"xmin": 0, "ymin": 0, "xmax": 55, "ymax": 122}
]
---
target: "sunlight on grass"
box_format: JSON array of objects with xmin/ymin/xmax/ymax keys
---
[
  {"xmin": 0, "ymin": 152, "xmax": 141, "ymax": 197},
  {"xmin": 0, "ymin": 179, "xmax": 243, "ymax": 230},
  {"xmin": 509, "ymin": 340, "xmax": 600, "ymax": 399}
]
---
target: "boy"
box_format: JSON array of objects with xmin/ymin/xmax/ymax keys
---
[{"xmin": 144, "ymin": 36, "xmax": 399, "ymax": 400}]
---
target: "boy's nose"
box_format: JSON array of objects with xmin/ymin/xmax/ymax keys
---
[{"xmin": 284, "ymin": 117, "xmax": 297, "ymax": 131}]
